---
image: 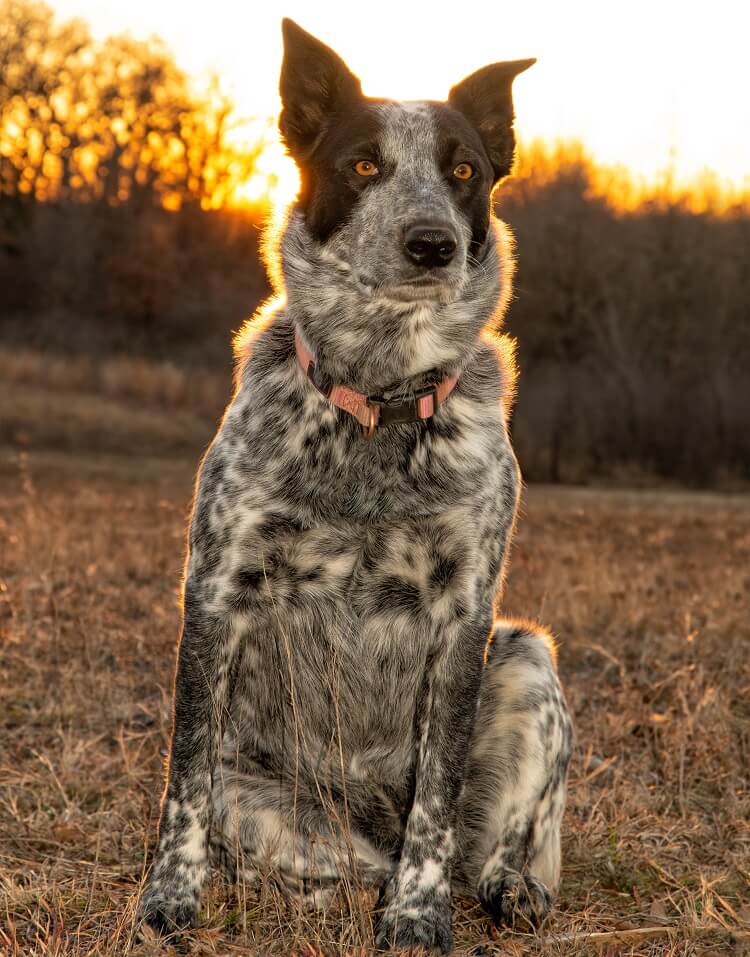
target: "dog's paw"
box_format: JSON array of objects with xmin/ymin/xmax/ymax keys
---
[
  {"xmin": 374, "ymin": 898, "xmax": 453, "ymax": 953},
  {"xmin": 138, "ymin": 883, "xmax": 199, "ymax": 936},
  {"xmin": 478, "ymin": 870, "xmax": 551, "ymax": 930}
]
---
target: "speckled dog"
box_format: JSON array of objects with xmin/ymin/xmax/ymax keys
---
[{"xmin": 139, "ymin": 19, "xmax": 572, "ymax": 954}]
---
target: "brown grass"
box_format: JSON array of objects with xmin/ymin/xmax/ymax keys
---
[
  {"xmin": 0, "ymin": 349, "xmax": 228, "ymax": 414},
  {"xmin": 0, "ymin": 349, "xmax": 228, "ymax": 458},
  {"xmin": 1, "ymin": 452, "xmax": 749, "ymax": 956}
]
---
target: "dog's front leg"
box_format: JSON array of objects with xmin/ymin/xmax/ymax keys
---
[
  {"xmin": 375, "ymin": 619, "xmax": 489, "ymax": 954},
  {"xmin": 139, "ymin": 588, "xmax": 236, "ymax": 933}
]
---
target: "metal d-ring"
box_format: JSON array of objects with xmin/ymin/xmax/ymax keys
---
[{"xmin": 363, "ymin": 404, "xmax": 378, "ymax": 440}]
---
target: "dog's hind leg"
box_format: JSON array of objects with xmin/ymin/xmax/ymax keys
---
[
  {"xmin": 456, "ymin": 620, "xmax": 573, "ymax": 930},
  {"xmin": 211, "ymin": 762, "xmax": 393, "ymax": 909}
]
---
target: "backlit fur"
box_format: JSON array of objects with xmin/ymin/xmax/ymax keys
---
[{"xmin": 138, "ymin": 19, "xmax": 572, "ymax": 954}]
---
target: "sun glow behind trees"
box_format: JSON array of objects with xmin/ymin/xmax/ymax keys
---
[
  {"xmin": 49, "ymin": 0, "xmax": 750, "ymax": 209},
  {"xmin": 0, "ymin": 0, "xmax": 262, "ymax": 209},
  {"xmin": 3, "ymin": 0, "xmax": 749, "ymax": 216}
]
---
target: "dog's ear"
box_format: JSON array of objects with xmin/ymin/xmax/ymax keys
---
[
  {"xmin": 449, "ymin": 59, "xmax": 535, "ymax": 182},
  {"xmin": 279, "ymin": 19, "xmax": 362, "ymax": 160}
]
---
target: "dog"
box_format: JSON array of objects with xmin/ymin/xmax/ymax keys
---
[{"xmin": 139, "ymin": 19, "xmax": 572, "ymax": 953}]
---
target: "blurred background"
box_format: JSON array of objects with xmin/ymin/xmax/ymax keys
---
[
  {"xmin": 2, "ymin": 0, "xmax": 749, "ymax": 484},
  {"xmin": 3, "ymin": 6, "xmax": 750, "ymax": 952}
]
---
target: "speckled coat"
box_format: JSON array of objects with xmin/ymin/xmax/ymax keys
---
[{"xmin": 139, "ymin": 19, "xmax": 572, "ymax": 954}]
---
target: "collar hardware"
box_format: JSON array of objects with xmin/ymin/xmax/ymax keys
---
[
  {"xmin": 294, "ymin": 330, "xmax": 458, "ymax": 439},
  {"xmin": 369, "ymin": 384, "xmax": 438, "ymax": 427}
]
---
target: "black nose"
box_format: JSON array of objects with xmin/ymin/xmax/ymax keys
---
[{"xmin": 403, "ymin": 222, "xmax": 457, "ymax": 268}]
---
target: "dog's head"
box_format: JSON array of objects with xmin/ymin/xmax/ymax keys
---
[{"xmin": 276, "ymin": 19, "xmax": 533, "ymax": 389}]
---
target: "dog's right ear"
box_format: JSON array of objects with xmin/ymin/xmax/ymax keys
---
[{"xmin": 279, "ymin": 19, "xmax": 362, "ymax": 160}]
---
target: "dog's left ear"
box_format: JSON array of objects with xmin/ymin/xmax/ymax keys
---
[
  {"xmin": 279, "ymin": 19, "xmax": 363, "ymax": 160},
  {"xmin": 449, "ymin": 59, "xmax": 536, "ymax": 182}
]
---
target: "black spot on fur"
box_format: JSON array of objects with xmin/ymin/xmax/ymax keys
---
[
  {"xmin": 372, "ymin": 576, "xmax": 422, "ymax": 615},
  {"xmin": 257, "ymin": 513, "xmax": 299, "ymax": 538},
  {"xmin": 230, "ymin": 567, "xmax": 268, "ymax": 611},
  {"xmin": 429, "ymin": 553, "xmax": 458, "ymax": 591},
  {"xmin": 236, "ymin": 568, "xmax": 265, "ymax": 591}
]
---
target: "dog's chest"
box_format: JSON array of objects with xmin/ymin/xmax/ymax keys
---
[
  {"xmin": 205, "ymin": 346, "xmax": 510, "ymax": 779},
  {"xmin": 240, "ymin": 508, "xmax": 474, "ymax": 638},
  {"xmin": 228, "ymin": 511, "xmax": 476, "ymax": 775}
]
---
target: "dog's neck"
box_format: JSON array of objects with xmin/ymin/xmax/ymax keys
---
[{"xmin": 279, "ymin": 210, "xmax": 510, "ymax": 396}]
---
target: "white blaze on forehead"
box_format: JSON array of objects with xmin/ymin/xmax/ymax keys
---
[
  {"xmin": 398, "ymin": 101, "xmax": 433, "ymax": 115},
  {"xmin": 377, "ymin": 101, "xmax": 441, "ymax": 180}
]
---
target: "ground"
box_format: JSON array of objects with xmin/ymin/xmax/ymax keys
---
[{"xmin": 1, "ymin": 448, "xmax": 749, "ymax": 956}]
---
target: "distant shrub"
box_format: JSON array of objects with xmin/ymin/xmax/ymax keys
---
[{"xmin": 496, "ymin": 147, "xmax": 750, "ymax": 483}]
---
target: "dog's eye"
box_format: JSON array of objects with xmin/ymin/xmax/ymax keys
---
[
  {"xmin": 353, "ymin": 160, "xmax": 379, "ymax": 177},
  {"xmin": 453, "ymin": 162, "xmax": 474, "ymax": 181}
]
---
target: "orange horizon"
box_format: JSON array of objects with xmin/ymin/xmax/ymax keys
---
[
  {"xmin": 4, "ymin": 0, "xmax": 749, "ymax": 218},
  {"xmin": 4, "ymin": 93, "xmax": 748, "ymax": 216},
  {"xmin": 228, "ymin": 129, "xmax": 750, "ymax": 218},
  {"xmin": 46, "ymin": 0, "xmax": 750, "ymax": 205}
]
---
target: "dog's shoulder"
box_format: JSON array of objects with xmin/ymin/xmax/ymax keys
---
[
  {"xmin": 233, "ymin": 300, "xmax": 295, "ymax": 378},
  {"xmin": 458, "ymin": 329, "xmax": 518, "ymax": 415}
]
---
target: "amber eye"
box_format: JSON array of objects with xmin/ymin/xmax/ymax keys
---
[
  {"xmin": 354, "ymin": 160, "xmax": 379, "ymax": 177},
  {"xmin": 453, "ymin": 162, "xmax": 474, "ymax": 181}
]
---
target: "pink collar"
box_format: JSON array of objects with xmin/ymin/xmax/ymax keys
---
[{"xmin": 294, "ymin": 331, "xmax": 459, "ymax": 439}]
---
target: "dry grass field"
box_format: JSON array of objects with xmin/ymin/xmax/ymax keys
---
[{"xmin": 1, "ymin": 448, "xmax": 749, "ymax": 956}]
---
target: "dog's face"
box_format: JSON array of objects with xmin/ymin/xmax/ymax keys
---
[
  {"xmin": 274, "ymin": 20, "xmax": 532, "ymax": 390},
  {"xmin": 278, "ymin": 20, "xmax": 533, "ymax": 305}
]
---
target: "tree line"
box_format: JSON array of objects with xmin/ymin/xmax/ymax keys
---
[{"xmin": 2, "ymin": 0, "xmax": 748, "ymax": 484}]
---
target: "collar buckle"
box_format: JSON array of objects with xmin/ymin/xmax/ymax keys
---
[
  {"xmin": 295, "ymin": 329, "xmax": 457, "ymax": 440},
  {"xmin": 370, "ymin": 383, "xmax": 439, "ymax": 427}
]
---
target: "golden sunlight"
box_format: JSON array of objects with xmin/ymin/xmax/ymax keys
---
[
  {"xmin": 23, "ymin": 0, "xmax": 750, "ymax": 211},
  {"xmin": 227, "ymin": 118, "xmax": 299, "ymax": 211},
  {"xmin": 227, "ymin": 135, "xmax": 750, "ymax": 218}
]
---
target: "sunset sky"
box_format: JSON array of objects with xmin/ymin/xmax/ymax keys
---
[{"xmin": 51, "ymin": 0, "xmax": 750, "ymax": 203}]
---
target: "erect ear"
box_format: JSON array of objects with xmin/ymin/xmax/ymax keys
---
[
  {"xmin": 448, "ymin": 59, "xmax": 536, "ymax": 182},
  {"xmin": 279, "ymin": 19, "xmax": 362, "ymax": 160}
]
